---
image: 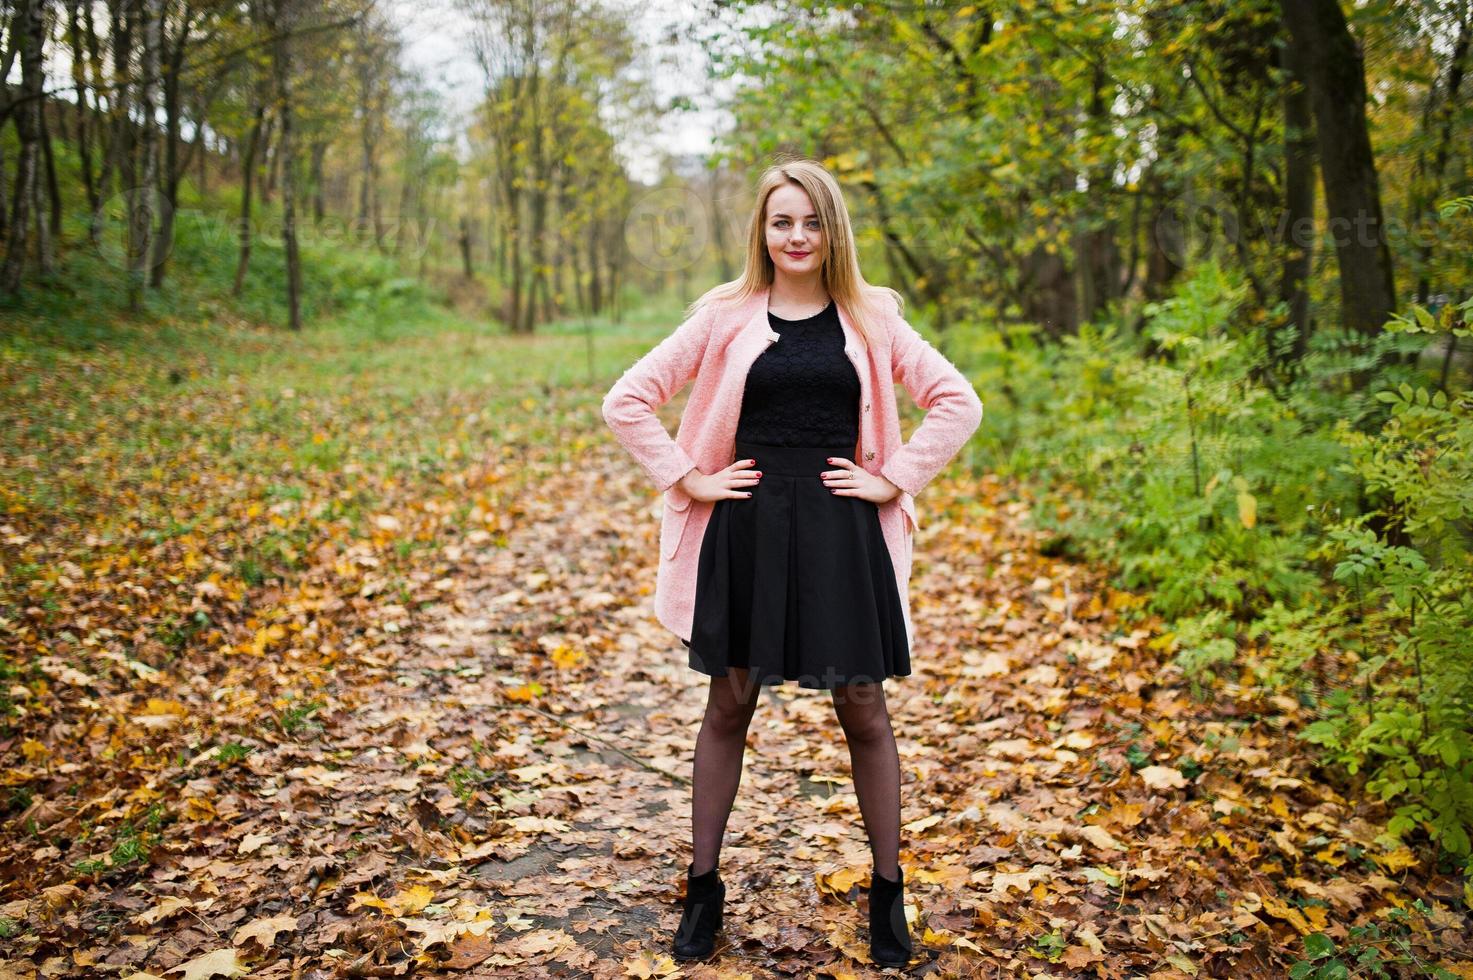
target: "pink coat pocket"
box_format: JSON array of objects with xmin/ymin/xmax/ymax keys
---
[
  {"xmin": 660, "ymin": 485, "xmax": 694, "ymax": 560},
  {"xmin": 898, "ymin": 491, "xmax": 917, "ymax": 535}
]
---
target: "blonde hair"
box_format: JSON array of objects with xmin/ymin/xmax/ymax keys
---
[{"xmin": 685, "ymin": 158, "xmax": 902, "ymax": 349}]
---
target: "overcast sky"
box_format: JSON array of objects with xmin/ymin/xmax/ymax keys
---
[{"xmin": 388, "ymin": 0, "xmax": 728, "ymax": 184}]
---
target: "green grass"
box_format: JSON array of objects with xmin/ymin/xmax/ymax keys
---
[
  {"xmin": 0, "ymin": 188, "xmax": 682, "ymax": 545},
  {"xmin": 0, "ymin": 153, "xmax": 695, "ymax": 741}
]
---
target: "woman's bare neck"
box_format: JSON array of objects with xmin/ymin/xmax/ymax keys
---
[{"xmin": 768, "ymin": 276, "xmax": 830, "ymax": 318}]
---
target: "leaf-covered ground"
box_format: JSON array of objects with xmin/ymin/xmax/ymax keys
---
[{"xmin": 2, "ymin": 313, "xmax": 1470, "ymax": 979}]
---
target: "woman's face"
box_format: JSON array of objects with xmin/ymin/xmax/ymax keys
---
[{"xmin": 764, "ymin": 183, "xmax": 824, "ymax": 279}]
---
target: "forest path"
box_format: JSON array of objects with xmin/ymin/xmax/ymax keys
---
[
  {"xmin": 356, "ymin": 434, "xmax": 1422, "ymax": 977},
  {"xmin": 7, "ymin": 396, "xmax": 1461, "ymax": 980}
]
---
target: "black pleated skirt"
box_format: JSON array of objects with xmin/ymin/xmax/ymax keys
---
[{"xmin": 680, "ymin": 439, "xmax": 911, "ymax": 690}]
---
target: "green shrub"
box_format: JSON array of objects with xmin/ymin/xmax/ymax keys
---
[{"xmin": 953, "ymin": 242, "xmax": 1473, "ymax": 869}]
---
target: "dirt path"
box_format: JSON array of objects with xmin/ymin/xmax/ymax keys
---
[
  {"xmin": 12, "ymin": 434, "xmax": 1465, "ymax": 980},
  {"xmin": 407, "ymin": 435, "xmax": 1471, "ymax": 978}
]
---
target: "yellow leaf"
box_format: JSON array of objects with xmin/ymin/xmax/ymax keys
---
[
  {"xmin": 250, "ymin": 624, "xmax": 286, "ymax": 656},
  {"xmin": 1373, "ymin": 847, "xmax": 1418, "ymax": 872},
  {"xmin": 232, "ymin": 913, "xmax": 299, "ymax": 948},
  {"xmin": 989, "ymin": 865, "xmax": 1051, "ymax": 897},
  {"xmin": 237, "ymin": 831, "xmax": 273, "ymax": 854},
  {"xmin": 902, "ymin": 813, "xmax": 942, "ymax": 834},
  {"xmin": 816, "ymin": 866, "xmax": 868, "ymax": 897},
  {"xmin": 1166, "ymin": 952, "xmax": 1199, "ymax": 975},
  {"xmin": 385, "ymin": 884, "xmax": 435, "ymax": 916},
  {"xmin": 1316, "ymin": 841, "xmax": 1347, "ymax": 866},
  {"xmin": 138, "ymin": 895, "xmax": 194, "ymax": 925},
  {"xmin": 1139, "ymin": 765, "xmax": 1187, "ymax": 790},
  {"xmin": 349, "ymin": 891, "xmax": 390, "ymax": 913},
  {"xmin": 1237, "ymin": 490, "xmax": 1257, "ymax": 529},
  {"xmin": 550, "ymin": 644, "xmax": 584, "ymax": 669},
  {"xmin": 507, "ymin": 816, "xmax": 573, "ymax": 835},
  {"xmin": 1260, "ymin": 893, "xmax": 1315, "ymax": 935},
  {"xmin": 504, "ymin": 681, "xmax": 545, "ymax": 702},
  {"xmin": 619, "ymin": 949, "xmax": 681, "ymax": 978},
  {"xmin": 132, "ymin": 698, "xmax": 189, "ymax": 730},
  {"xmin": 1077, "ymin": 825, "xmax": 1128, "ymax": 851},
  {"xmin": 169, "ymin": 947, "xmax": 247, "ymax": 980}
]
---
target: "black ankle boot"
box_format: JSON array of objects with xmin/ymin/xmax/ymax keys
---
[
  {"xmin": 868, "ymin": 866, "xmax": 914, "ymax": 968},
  {"xmin": 672, "ymin": 862, "xmax": 725, "ymax": 961}
]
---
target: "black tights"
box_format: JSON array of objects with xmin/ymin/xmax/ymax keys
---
[{"xmin": 688, "ymin": 667, "xmax": 902, "ymax": 880}]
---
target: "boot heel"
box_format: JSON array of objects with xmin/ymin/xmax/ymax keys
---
[
  {"xmin": 672, "ymin": 862, "xmax": 725, "ymax": 961},
  {"xmin": 868, "ymin": 866, "xmax": 914, "ymax": 968}
]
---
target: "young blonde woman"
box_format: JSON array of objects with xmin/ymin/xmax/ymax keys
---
[{"xmin": 602, "ymin": 159, "xmax": 982, "ymax": 967}]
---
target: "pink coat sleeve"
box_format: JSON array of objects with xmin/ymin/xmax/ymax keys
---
[
  {"xmin": 878, "ymin": 310, "xmax": 984, "ymax": 498},
  {"xmin": 600, "ymin": 303, "xmax": 714, "ymax": 493}
]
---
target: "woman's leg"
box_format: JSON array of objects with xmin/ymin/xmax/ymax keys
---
[
  {"xmin": 830, "ymin": 681, "xmax": 901, "ymax": 879},
  {"xmin": 690, "ymin": 666, "xmax": 762, "ymax": 876}
]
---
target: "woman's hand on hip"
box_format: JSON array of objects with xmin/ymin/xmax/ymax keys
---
[
  {"xmin": 678, "ymin": 458, "xmax": 762, "ymax": 502},
  {"xmin": 822, "ymin": 457, "xmax": 901, "ymax": 503}
]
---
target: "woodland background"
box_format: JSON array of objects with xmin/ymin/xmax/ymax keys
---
[{"xmin": 0, "ymin": 0, "xmax": 1471, "ymax": 977}]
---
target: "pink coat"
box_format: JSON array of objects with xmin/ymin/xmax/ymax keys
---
[{"xmin": 601, "ymin": 286, "xmax": 983, "ymax": 649}]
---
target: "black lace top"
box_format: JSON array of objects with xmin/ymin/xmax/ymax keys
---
[{"xmin": 734, "ymin": 299, "xmax": 860, "ymax": 447}]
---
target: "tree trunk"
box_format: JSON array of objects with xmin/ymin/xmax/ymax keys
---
[
  {"xmin": 1278, "ymin": 8, "xmax": 1316, "ymax": 370},
  {"xmin": 232, "ymin": 59, "xmax": 267, "ymax": 296},
  {"xmin": 587, "ymin": 221, "xmax": 603, "ymax": 315},
  {"xmin": 1280, "ymin": 0, "xmax": 1397, "ymax": 343},
  {"xmin": 150, "ymin": 13, "xmax": 193, "ymax": 289},
  {"xmin": 356, "ymin": 51, "xmax": 381, "ymax": 250},
  {"xmin": 458, "ymin": 215, "xmax": 473, "ymax": 278},
  {"xmin": 67, "ymin": 0, "xmax": 100, "ymax": 219},
  {"xmin": 98, "ymin": 0, "xmax": 134, "ymax": 247},
  {"xmin": 37, "ymin": 80, "xmax": 59, "ymax": 276},
  {"xmin": 1078, "ymin": 62, "xmax": 1123, "ymax": 324},
  {"xmin": 1411, "ymin": 13, "xmax": 1469, "ymax": 307},
  {"xmin": 270, "ymin": 0, "xmax": 302, "ymax": 330},
  {"xmin": 128, "ymin": 0, "xmax": 162, "ymax": 311},
  {"xmin": 309, "ymin": 139, "xmax": 328, "ymax": 226},
  {"xmin": 2, "ymin": 0, "xmax": 47, "ymax": 295}
]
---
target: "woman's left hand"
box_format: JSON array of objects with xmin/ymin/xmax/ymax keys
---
[{"xmin": 821, "ymin": 456, "xmax": 902, "ymax": 503}]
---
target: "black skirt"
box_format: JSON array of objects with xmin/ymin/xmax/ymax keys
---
[{"xmin": 680, "ymin": 439, "xmax": 911, "ymax": 690}]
